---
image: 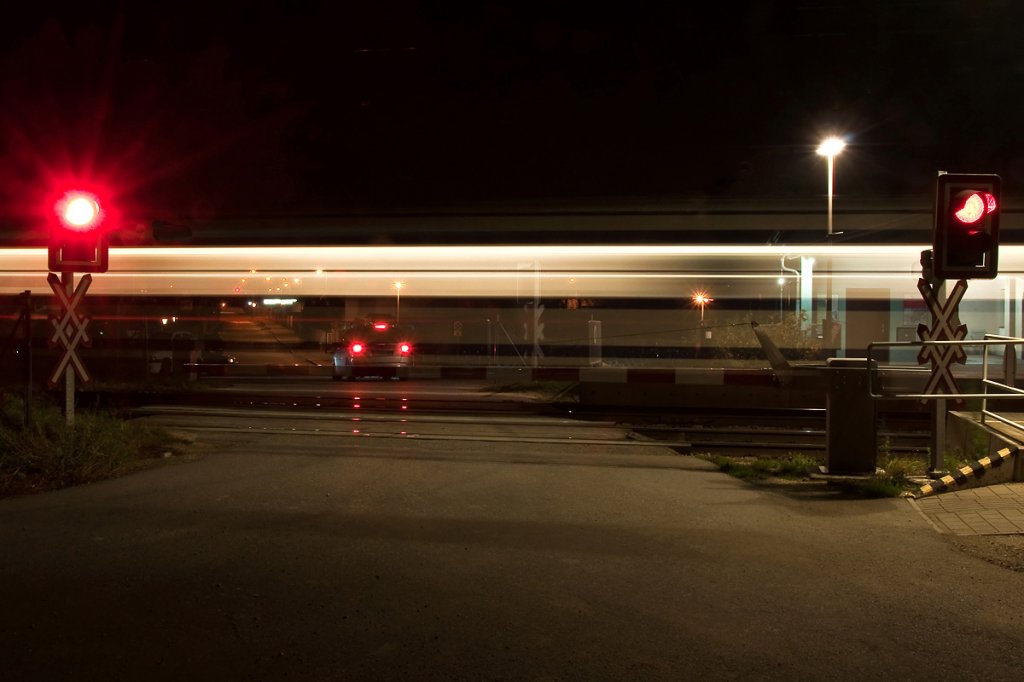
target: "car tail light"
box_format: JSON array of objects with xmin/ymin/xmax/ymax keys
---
[
  {"xmin": 349, "ymin": 342, "xmax": 365, "ymax": 355},
  {"xmin": 373, "ymin": 322, "xmax": 389, "ymax": 330},
  {"xmin": 398, "ymin": 342, "xmax": 411, "ymax": 355}
]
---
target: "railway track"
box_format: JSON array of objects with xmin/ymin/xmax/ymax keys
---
[
  {"xmin": 114, "ymin": 383, "xmax": 931, "ymax": 459},
  {"xmin": 597, "ymin": 407, "xmax": 932, "ymax": 458}
]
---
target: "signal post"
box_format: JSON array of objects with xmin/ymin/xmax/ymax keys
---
[
  {"xmin": 47, "ymin": 190, "xmax": 110, "ymax": 426},
  {"xmin": 921, "ymin": 172, "xmax": 1001, "ymax": 473}
]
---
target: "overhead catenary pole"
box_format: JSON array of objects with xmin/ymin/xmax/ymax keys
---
[{"xmin": 393, "ymin": 281, "xmax": 403, "ymax": 323}]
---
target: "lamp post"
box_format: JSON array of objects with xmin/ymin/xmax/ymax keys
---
[
  {"xmin": 816, "ymin": 136, "xmax": 846, "ymax": 237},
  {"xmin": 692, "ymin": 291, "xmax": 713, "ymax": 322},
  {"xmin": 393, "ymin": 281, "xmax": 403, "ymax": 323},
  {"xmin": 817, "ymin": 136, "xmax": 845, "ymax": 351},
  {"xmin": 777, "ymin": 276, "xmax": 786, "ymax": 320}
]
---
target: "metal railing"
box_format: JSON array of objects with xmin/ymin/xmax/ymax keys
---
[{"xmin": 867, "ymin": 335, "xmax": 1024, "ymax": 434}]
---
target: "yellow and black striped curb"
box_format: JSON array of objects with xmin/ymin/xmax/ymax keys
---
[{"xmin": 915, "ymin": 446, "xmax": 1018, "ymax": 498}]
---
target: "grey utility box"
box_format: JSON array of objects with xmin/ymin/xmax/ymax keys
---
[{"xmin": 825, "ymin": 358, "xmax": 877, "ymax": 474}]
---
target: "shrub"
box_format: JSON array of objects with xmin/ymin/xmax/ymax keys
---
[{"xmin": 0, "ymin": 394, "xmax": 179, "ymax": 495}]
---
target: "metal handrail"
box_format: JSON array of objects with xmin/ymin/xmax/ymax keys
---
[
  {"xmin": 866, "ymin": 338, "xmax": 1024, "ymax": 400},
  {"xmin": 980, "ymin": 335, "xmax": 1024, "ymax": 433},
  {"xmin": 866, "ymin": 335, "xmax": 1024, "ymax": 435}
]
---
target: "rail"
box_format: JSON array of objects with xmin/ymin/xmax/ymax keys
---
[{"xmin": 867, "ymin": 335, "xmax": 1024, "ymax": 435}]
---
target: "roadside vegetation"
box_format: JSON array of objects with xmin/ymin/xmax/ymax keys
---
[
  {"xmin": 705, "ymin": 452, "xmax": 819, "ymax": 482},
  {"xmin": 0, "ymin": 394, "xmax": 187, "ymax": 498},
  {"xmin": 701, "ymin": 450, "xmax": 948, "ymax": 498}
]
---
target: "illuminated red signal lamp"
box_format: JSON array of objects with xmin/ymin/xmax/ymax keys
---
[
  {"xmin": 349, "ymin": 342, "xmax": 365, "ymax": 355},
  {"xmin": 398, "ymin": 343, "xmax": 412, "ymax": 355},
  {"xmin": 58, "ymin": 192, "xmax": 104, "ymax": 229},
  {"xmin": 933, "ymin": 173, "xmax": 1001, "ymax": 280},
  {"xmin": 952, "ymin": 191, "xmax": 997, "ymax": 225},
  {"xmin": 48, "ymin": 190, "xmax": 110, "ymax": 273}
]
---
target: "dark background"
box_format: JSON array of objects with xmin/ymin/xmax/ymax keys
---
[{"xmin": 1, "ymin": 1, "xmax": 1021, "ymax": 239}]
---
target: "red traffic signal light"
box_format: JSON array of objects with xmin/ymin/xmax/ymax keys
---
[
  {"xmin": 56, "ymin": 191, "xmax": 103, "ymax": 230},
  {"xmin": 49, "ymin": 190, "xmax": 110, "ymax": 273},
  {"xmin": 933, "ymin": 172, "xmax": 1001, "ymax": 280},
  {"xmin": 951, "ymin": 190, "xmax": 997, "ymax": 225}
]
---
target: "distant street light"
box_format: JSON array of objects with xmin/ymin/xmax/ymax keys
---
[
  {"xmin": 816, "ymin": 136, "xmax": 846, "ymax": 237},
  {"xmin": 816, "ymin": 137, "xmax": 845, "ymax": 347},
  {"xmin": 393, "ymin": 281, "xmax": 404, "ymax": 323},
  {"xmin": 692, "ymin": 291, "xmax": 713, "ymax": 322}
]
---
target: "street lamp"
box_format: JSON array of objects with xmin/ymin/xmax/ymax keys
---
[
  {"xmin": 393, "ymin": 281, "xmax": 403, "ymax": 323},
  {"xmin": 816, "ymin": 136, "xmax": 846, "ymax": 237},
  {"xmin": 692, "ymin": 291, "xmax": 713, "ymax": 322}
]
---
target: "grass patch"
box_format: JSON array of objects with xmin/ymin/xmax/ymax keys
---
[
  {"xmin": 845, "ymin": 454, "xmax": 930, "ymax": 498},
  {"xmin": 705, "ymin": 452, "xmax": 818, "ymax": 481},
  {"xmin": 0, "ymin": 394, "xmax": 187, "ymax": 498},
  {"xmin": 705, "ymin": 451, "xmax": 926, "ymax": 498},
  {"xmin": 879, "ymin": 455, "xmax": 926, "ymax": 485},
  {"xmin": 839, "ymin": 477, "xmax": 905, "ymax": 498},
  {"xmin": 945, "ymin": 453, "xmax": 969, "ymax": 475}
]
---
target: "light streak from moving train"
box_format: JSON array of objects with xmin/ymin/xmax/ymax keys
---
[{"xmin": 0, "ymin": 244, "xmax": 1023, "ymax": 302}]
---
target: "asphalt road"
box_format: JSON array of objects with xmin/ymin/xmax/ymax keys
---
[{"xmin": 3, "ymin": 408, "xmax": 1024, "ymax": 680}]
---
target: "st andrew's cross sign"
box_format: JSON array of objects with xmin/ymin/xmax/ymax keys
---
[{"xmin": 47, "ymin": 272, "xmax": 92, "ymax": 387}]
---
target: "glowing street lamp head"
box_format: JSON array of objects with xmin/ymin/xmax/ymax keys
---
[
  {"xmin": 816, "ymin": 137, "xmax": 846, "ymax": 158},
  {"xmin": 56, "ymin": 191, "xmax": 103, "ymax": 231},
  {"xmin": 692, "ymin": 290, "xmax": 713, "ymax": 321}
]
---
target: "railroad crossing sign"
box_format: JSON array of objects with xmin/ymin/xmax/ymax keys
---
[
  {"xmin": 916, "ymin": 277, "xmax": 968, "ymax": 396},
  {"xmin": 48, "ymin": 272, "xmax": 93, "ymax": 386}
]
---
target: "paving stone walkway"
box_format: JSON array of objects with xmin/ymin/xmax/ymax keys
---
[{"xmin": 911, "ymin": 483, "xmax": 1024, "ymax": 535}]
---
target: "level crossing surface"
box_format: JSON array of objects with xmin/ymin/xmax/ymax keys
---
[{"xmin": 2, "ymin": 407, "xmax": 1024, "ymax": 680}]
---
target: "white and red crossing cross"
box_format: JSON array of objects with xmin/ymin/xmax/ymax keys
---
[
  {"xmin": 916, "ymin": 278, "xmax": 968, "ymax": 397},
  {"xmin": 47, "ymin": 272, "xmax": 93, "ymax": 387}
]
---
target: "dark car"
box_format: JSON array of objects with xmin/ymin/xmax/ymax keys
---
[{"xmin": 331, "ymin": 318, "xmax": 414, "ymax": 380}]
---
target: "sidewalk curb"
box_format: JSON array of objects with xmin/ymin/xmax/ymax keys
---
[{"xmin": 914, "ymin": 446, "xmax": 1018, "ymax": 498}]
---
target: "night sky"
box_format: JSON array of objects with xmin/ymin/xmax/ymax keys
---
[{"xmin": 1, "ymin": 1, "xmax": 1022, "ymax": 239}]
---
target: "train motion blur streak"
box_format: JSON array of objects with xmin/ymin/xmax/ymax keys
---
[
  {"xmin": 2, "ymin": 244, "xmax": 1023, "ymax": 295},
  {"xmin": 1, "ymin": 244, "xmax": 1023, "ymax": 369}
]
